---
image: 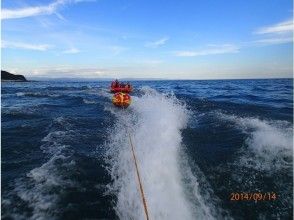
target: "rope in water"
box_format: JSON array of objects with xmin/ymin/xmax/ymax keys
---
[
  {"xmin": 118, "ymin": 95, "xmax": 149, "ymax": 219},
  {"xmin": 128, "ymin": 132, "xmax": 150, "ymax": 220}
]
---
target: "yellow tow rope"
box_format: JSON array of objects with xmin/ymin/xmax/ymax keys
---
[
  {"xmin": 118, "ymin": 97, "xmax": 150, "ymax": 219},
  {"xmin": 128, "ymin": 132, "xmax": 150, "ymax": 220}
]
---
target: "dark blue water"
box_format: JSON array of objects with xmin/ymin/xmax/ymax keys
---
[{"xmin": 1, "ymin": 79, "xmax": 293, "ymax": 220}]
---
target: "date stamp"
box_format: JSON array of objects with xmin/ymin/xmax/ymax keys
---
[{"xmin": 230, "ymin": 192, "xmax": 277, "ymax": 202}]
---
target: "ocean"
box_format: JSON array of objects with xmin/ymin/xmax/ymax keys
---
[{"xmin": 1, "ymin": 79, "xmax": 293, "ymax": 220}]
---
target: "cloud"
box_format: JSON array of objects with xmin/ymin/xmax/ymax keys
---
[
  {"xmin": 1, "ymin": 40, "xmax": 52, "ymax": 51},
  {"xmin": 253, "ymin": 18, "xmax": 293, "ymax": 46},
  {"xmin": 1, "ymin": 0, "xmax": 68, "ymax": 20},
  {"xmin": 145, "ymin": 37, "xmax": 169, "ymax": 48},
  {"xmin": 174, "ymin": 44, "xmax": 239, "ymax": 57},
  {"xmin": 254, "ymin": 37, "xmax": 293, "ymax": 46},
  {"xmin": 1, "ymin": 0, "xmax": 95, "ymax": 20},
  {"xmin": 74, "ymin": 0, "xmax": 97, "ymax": 2},
  {"xmin": 62, "ymin": 48, "xmax": 80, "ymax": 54},
  {"xmin": 255, "ymin": 19, "xmax": 293, "ymax": 34},
  {"xmin": 28, "ymin": 67, "xmax": 111, "ymax": 78},
  {"xmin": 54, "ymin": 12, "xmax": 67, "ymax": 21}
]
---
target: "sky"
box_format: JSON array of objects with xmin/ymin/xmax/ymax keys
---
[{"xmin": 1, "ymin": 0, "xmax": 293, "ymax": 79}]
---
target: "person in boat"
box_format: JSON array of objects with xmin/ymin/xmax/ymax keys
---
[{"xmin": 114, "ymin": 79, "xmax": 119, "ymax": 88}]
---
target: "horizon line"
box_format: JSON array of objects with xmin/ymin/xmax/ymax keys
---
[{"xmin": 25, "ymin": 76, "xmax": 293, "ymax": 82}]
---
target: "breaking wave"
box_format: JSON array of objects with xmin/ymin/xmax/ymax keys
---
[
  {"xmin": 12, "ymin": 128, "xmax": 77, "ymax": 220},
  {"xmin": 218, "ymin": 113, "xmax": 293, "ymax": 172}
]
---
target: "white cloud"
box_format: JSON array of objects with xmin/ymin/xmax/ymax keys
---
[
  {"xmin": 255, "ymin": 19, "xmax": 293, "ymax": 34},
  {"xmin": 62, "ymin": 48, "xmax": 80, "ymax": 54},
  {"xmin": 174, "ymin": 44, "xmax": 239, "ymax": 57},
  {"xmin": 145, "ymin": 37, "xmax": 169, "ymax": 48},
  {"xmin": 1, "ymin": 0, "xmax": 95, "ymax": 20},
  {"xmin": 74, "ymin": 0, "xmax": 97, "ymax": 2},
  {"xmin": 1, "ymin": 40, "xmax": 52, "ymax": 51},
  {"xmin": 175, "ymin": 51, "xmax": 198, "ymax": 57},
  {"xmin": 254, "ymin": 37, "xmax": 293, "ymax": 46},
  {"xmin": 1, "ymin": 0, "xmax": 68, "ymax": 20},
  {"xmin": 54, "ymin": 12, "xmax": 67, "ymax": 21},
  {"xmin": 173, "ymin": 19, "xmax": 292, "ymax": 59},
  {"xmin": 28, "ymin": 67, "xmax": 111, "ymax": 78},
  {"xmin": 253, "ymin": 18, "xmax": 293, "ymax": 46}
]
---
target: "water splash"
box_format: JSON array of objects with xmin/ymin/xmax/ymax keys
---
[
  {"xmin": 105, "ymin": 87, "xmax": 218, "ymax": 220},
  {"xmin": 218, "ymin": 113, "xmax": 293, "ymax": 171}
]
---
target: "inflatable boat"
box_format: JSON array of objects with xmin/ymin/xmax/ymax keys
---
[
  {"xmin": 110, "ymin": 80, "xmax": 133, "ymax": 93},
  {"xmin": 112, "ymin": 92, "xmax": 131, "ymax": 107}
]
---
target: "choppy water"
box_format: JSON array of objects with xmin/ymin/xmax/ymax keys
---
[{"xmin": 1, "ymin": 79, "xmax": 293, "ymax": 220}]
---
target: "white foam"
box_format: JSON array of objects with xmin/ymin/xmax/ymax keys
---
[
  {"xmin": 83, "ymin": 98, "xmax": 97, "ymax": 104},
  {"xmin": 15, "ymin": 154, "xmax": 76, "ymax": 220},
  {"xmin": 98, "ymin": 88, "xmax": 113, "ymax": 99},
  {"xmin": 218, "ymin": 113, "xmax": 293, "ymax": 171},
  {"xmin": 13, "ymin": 129, "xmax": 76, "ymax": 219},
  {"xmin": 105, "ymin": 87, "xmax": 217, "ymax": 220},
  {"xmin": 54, "ymin": 116, "xmax": 65, "ymax": 125},
  {"xmin": 16, "ymin": 91, "xmax": 60, "ymax": 98},
  {"xmin": 16, "ymin": 92, "xmax": 25, "ymax": 96},
  {"xmin": 41, "ymin": 130, "xmax": 75, "ymax": 155}
]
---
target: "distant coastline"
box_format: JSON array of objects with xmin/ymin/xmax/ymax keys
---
[
  {"xmin": 27, "ymin": 76, "xmax": 293, "ymax": 82},
  {"xmin": 1, "ymin": 70, "xmax": 27, "ymax": 82},
  {"xmin": 1, "ymin": 71, "xmax": 292, "ymax": 82}
]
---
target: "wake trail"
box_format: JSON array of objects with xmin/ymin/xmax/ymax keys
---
[{"xmin": 105, "ymin": 87, "xmax": 221, "ymax": 220}]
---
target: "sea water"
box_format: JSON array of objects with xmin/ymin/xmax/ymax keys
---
[{"xmin": 1, "ymin": 79, "xmax": 293, "ymax": 219}]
